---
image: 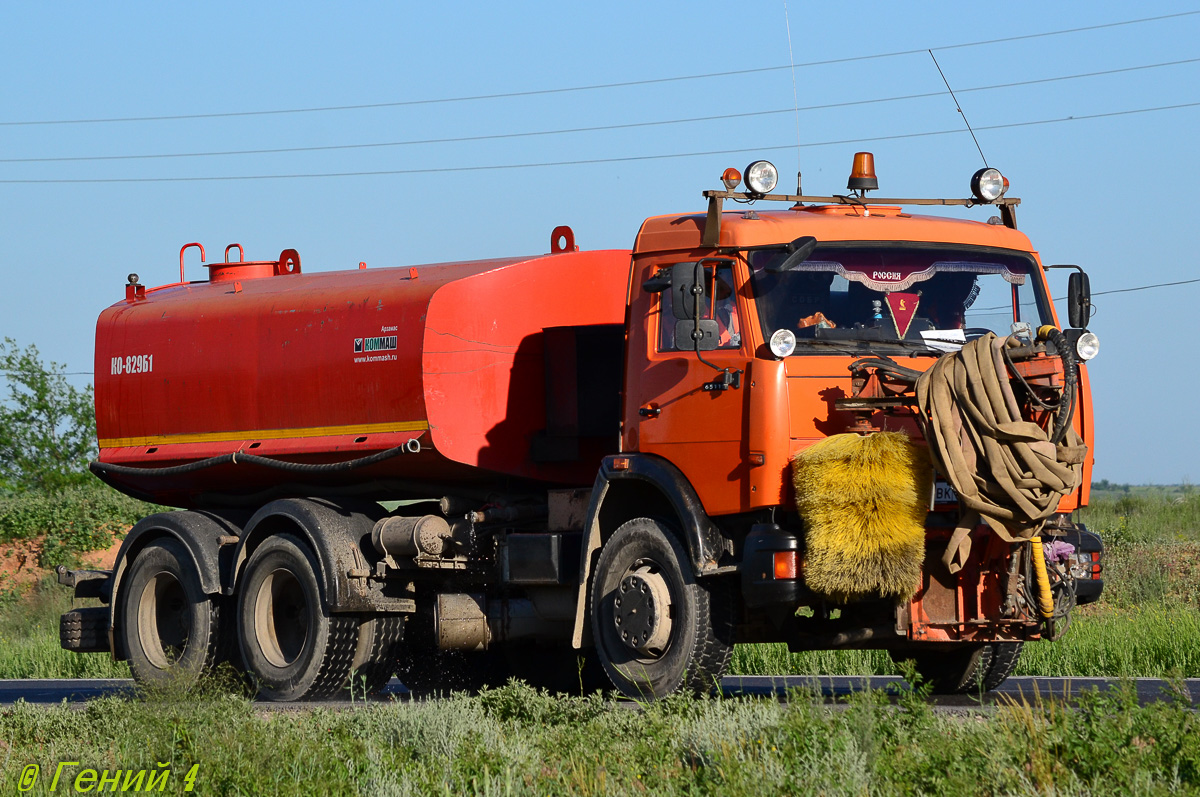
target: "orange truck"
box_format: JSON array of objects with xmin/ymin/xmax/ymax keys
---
[{"xmin": 59, "ymin": 153, "xmax": 1101, "ymax": 700}]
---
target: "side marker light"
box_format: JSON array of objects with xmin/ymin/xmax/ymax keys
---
[{"xmin": 773, "ymin": 551, "xmax": 798, "ymax": 580}]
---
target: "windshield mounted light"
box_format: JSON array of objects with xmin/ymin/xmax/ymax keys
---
[
  {"xmin": 744, "ymin": 161, "xmax": 778, "ymax": 195},
  {"xmin": 769, "ymin": 328, "xmax": 797, "ymax": 358},
  {"xmin": 721, "ymin": 167, "xmax": 742, "ymax": 190},
  {"xmin": 1075, "ymin": 331, "xmax": 1099, "ymax": 361},
  {"xmin": 970, "ymin": 167, "xmax": 1008, "ymax": 202},
  {"xmin": 847, "ymin": 152, "xmax": 878, "ymax": 193}
]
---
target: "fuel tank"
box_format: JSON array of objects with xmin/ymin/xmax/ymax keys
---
[{"xmin": 93, "ymin": 245, "xmax": 631, "ymax": 508}]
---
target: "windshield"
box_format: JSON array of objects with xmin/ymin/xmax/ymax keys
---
[{"xmin": 748, "ymin": 244, "xmax": 1051, "ymax": 354}]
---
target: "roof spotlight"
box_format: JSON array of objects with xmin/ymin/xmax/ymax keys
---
[
  {"xmin": 721, "ymin": 167, "xmax": 742, "ymax": 190},
  {"xmin": 847, "ymin": 152, "xmax": 878, "ymax": 192},
  {"xmin": 744, "ymin": 160, "xmax": 778, "ymax": 195},
  {"xmin": 971, "ymin": 167, "xmax": 1009, "ymax": 202}
]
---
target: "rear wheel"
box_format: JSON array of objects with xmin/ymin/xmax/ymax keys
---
[
  {"xmin": 350, "ymin": 615, "xmax": 406, "ymax": 696},
  {"xmin": 590, "ymin": 518, "xmax": 734, "ymax": 699},
  {"xmin": 237, "ymin": 534, "xmax": 359, "ymax": 701},
  {"xmin": 119, "ymin": 538, "xmax": 222, "ymax": 688}
]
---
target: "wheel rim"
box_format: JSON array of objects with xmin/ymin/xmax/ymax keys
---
[
  {"xmin": 612, "ymin": 561, "xmax": 674, "ymax": 658},
  {"xmin": 253, "ymin": 567, "xmax": 310, "ymax": 668},
  {"xmin": 136, "ymin": 572, "xmax": 189, "ymax": 670}
]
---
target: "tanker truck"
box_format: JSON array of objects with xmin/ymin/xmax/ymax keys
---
[{"xmin": 59, "ymin": 153, "xmax": 1103, "ymax": 700}]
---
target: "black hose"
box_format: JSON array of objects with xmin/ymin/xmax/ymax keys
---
[
  {"xmin": 848, "ymin": 356, "xmax": 924, "ymax": 383},
  {"xmin": 89, "ymin": 437, "xmax": 423, "ymax": 478},
  {"xmin": 1042, "ymin": 328, "xmax": 1078, "ymax": 445}
]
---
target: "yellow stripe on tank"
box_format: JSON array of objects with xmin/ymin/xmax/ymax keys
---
[{"xmin": 98, "ymin": 420, "xmax": 429, "ymax": 449}]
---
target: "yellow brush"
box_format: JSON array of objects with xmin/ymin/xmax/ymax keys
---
[{"xmin": 792, "ymin": 432, "xmax": 932, "ymax": 602}]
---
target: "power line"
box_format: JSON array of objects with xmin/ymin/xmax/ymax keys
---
[
  {"xmin": 1090, "ymin": 277, "xmax": 1200, "ymax": 297},
  {"xmin": 5, "ymin": 58, "xmax": 1194, "ymax": 165},
  {"xmin": 1, "ymin": 101, "xmax": 1195, "ymax": 185},
  {"xmin": 5, "ymin": 277, "xmax": 1197, "ymax": 380},
  {"xmin": 1, "ymin": 11, "xmax": 1195, "ymax": 128}
]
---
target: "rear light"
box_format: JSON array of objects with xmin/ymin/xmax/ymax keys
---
[
  {"xmin": 1069, "ymin": 551, "xmax": 1103, "ymax": 580},
  {"xmin": 773, "ymin": 551, "xmax": 798, "ymax": 580},
  {"xmin": 721, "ymin": 167, "xmax": 742, "ymax": 190}
]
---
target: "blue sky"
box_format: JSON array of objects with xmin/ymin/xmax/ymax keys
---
[{"xmin": 1, "ymin": 2, "xmax": 1196, "ymax": 484}]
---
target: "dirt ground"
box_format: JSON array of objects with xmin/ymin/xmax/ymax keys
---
[{"xmin": 0, "ymin": 535, "xmax": 124, "ymax": 592}]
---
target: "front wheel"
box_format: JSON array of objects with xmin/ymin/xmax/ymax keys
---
[
  {"xmin": 589, "ymin": 518, "xmax": 734, "ymax": 699},
  {"xmin": 892, "ymin": 640, "xmax": 1023, "ymax": 694}
]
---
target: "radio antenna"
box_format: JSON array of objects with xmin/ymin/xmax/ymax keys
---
[
  {"xmin": 784, "ymin": 2, "xmax": 802, "ymax": 192},
  {"xmin": 928, "ymin": 49, "xmax": 988, "ymax": 167}
]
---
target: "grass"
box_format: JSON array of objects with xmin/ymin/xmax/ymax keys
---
[
  {"xmin": 0, "ymin": 679, "xmax": 1197, "ymax": 795},
  {"xmin": 0, "ymin": 579, "xmax": 127, "ymax": 680}
]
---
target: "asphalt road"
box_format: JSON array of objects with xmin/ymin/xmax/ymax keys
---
[{"xmin": 1, "ymin": 676, "xmax": 1195, "ymax": 710}]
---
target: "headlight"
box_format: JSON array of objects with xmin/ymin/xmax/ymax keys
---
[
  {"xmin": 970, "ymin": 167, "xmax": 1008, "ymax": 202},
  {"xmin": 1075, "ymin": 331, "xmax": 1099, "ymax": 360},
  {"xmin": 769, "ymin": 328, "xmax": 796, "ymax": 358},
  {"xmin": 744, "ymin": 160, "xmax": 778, "ymax": 195}
]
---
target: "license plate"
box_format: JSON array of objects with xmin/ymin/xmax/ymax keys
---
[{"xmin": 933, "ymin": 481, "xmax": 959, "ymax": 507}]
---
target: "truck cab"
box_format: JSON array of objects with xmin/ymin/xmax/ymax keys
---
[{"xmin": 577, "ymin": 155, "xmax": 1099, "ymax": 697}]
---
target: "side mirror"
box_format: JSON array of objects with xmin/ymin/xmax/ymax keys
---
[
  {"xmin": 1067, "ymin": 271, "xmax": 1091, "ymax": 329},
  {"xmin": 767, "ymin": 235, "xmax": 819, "ymax": 273},
  {"xmin": 671, "ymin": 262, "xmax": 707, "ymax": 321},
  {"xmin": 675, "ymin": 319, "xmax": 720, "ymax": 351}
]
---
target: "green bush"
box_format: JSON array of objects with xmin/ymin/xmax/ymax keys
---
[{"xmin": 0, "ymin": 481, "xmax": 159, "ymax": 567}]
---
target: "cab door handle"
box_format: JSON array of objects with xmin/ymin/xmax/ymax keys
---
[{"xmin": 638, "ymin": 406, "xmax": 661, "ymax": 418}]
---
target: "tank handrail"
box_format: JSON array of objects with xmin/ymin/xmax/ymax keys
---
[
  {"xmin": 179, "ymin": 242, "xmax": 205, "ymax": 283},
  {"xmin": 225, "ymin": 243, "xmax": 245, "ymax": 264}
]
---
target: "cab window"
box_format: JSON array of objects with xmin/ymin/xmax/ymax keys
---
[{"xmin": 658, "ymin": 263, "xmax": 741, "ymax": 352}]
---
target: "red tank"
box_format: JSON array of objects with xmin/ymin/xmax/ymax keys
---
[{"xmin": 93, "ymin": 238, "xmax": 631, "ymax": 508}]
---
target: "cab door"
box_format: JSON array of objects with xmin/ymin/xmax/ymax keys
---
[{"xmin": 631, "ymin": 259, "xmax": 753, "ymax": 516}]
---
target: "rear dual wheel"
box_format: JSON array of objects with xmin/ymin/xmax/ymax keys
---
[
  {"xmin": 236, "ymin": 534, "xmax": 363, "ymax": 701},
  {"xmin": 119, "ymin": 539, "xmax": 223, "ymax": 688}
]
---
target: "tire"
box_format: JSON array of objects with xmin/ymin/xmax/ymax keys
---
[
  {"xmin": 981, "ymin": 642, "xmax": 1023, "ymax": 691},
  {"xmin": 236, "ymin": 534, "xmax": 359, "ymax": 701},
  {"xmin": 589, "ymin": 518, "xmax": 734, "ymax": 699},
  {"xmin": 350, "ymin": 615, "xmax": 406, "ymax": 696},
  {"xmin": 119, "ymin": 538, "xmax": 222, "ymax": 688},
  {"xmin": 891, "ymin": 644, "xmax": 993, "ymax": 694}
]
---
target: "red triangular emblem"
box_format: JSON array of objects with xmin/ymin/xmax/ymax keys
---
[{"xmin": 886, "ymin": 292, "xmax": 920, "ymax": 338}]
